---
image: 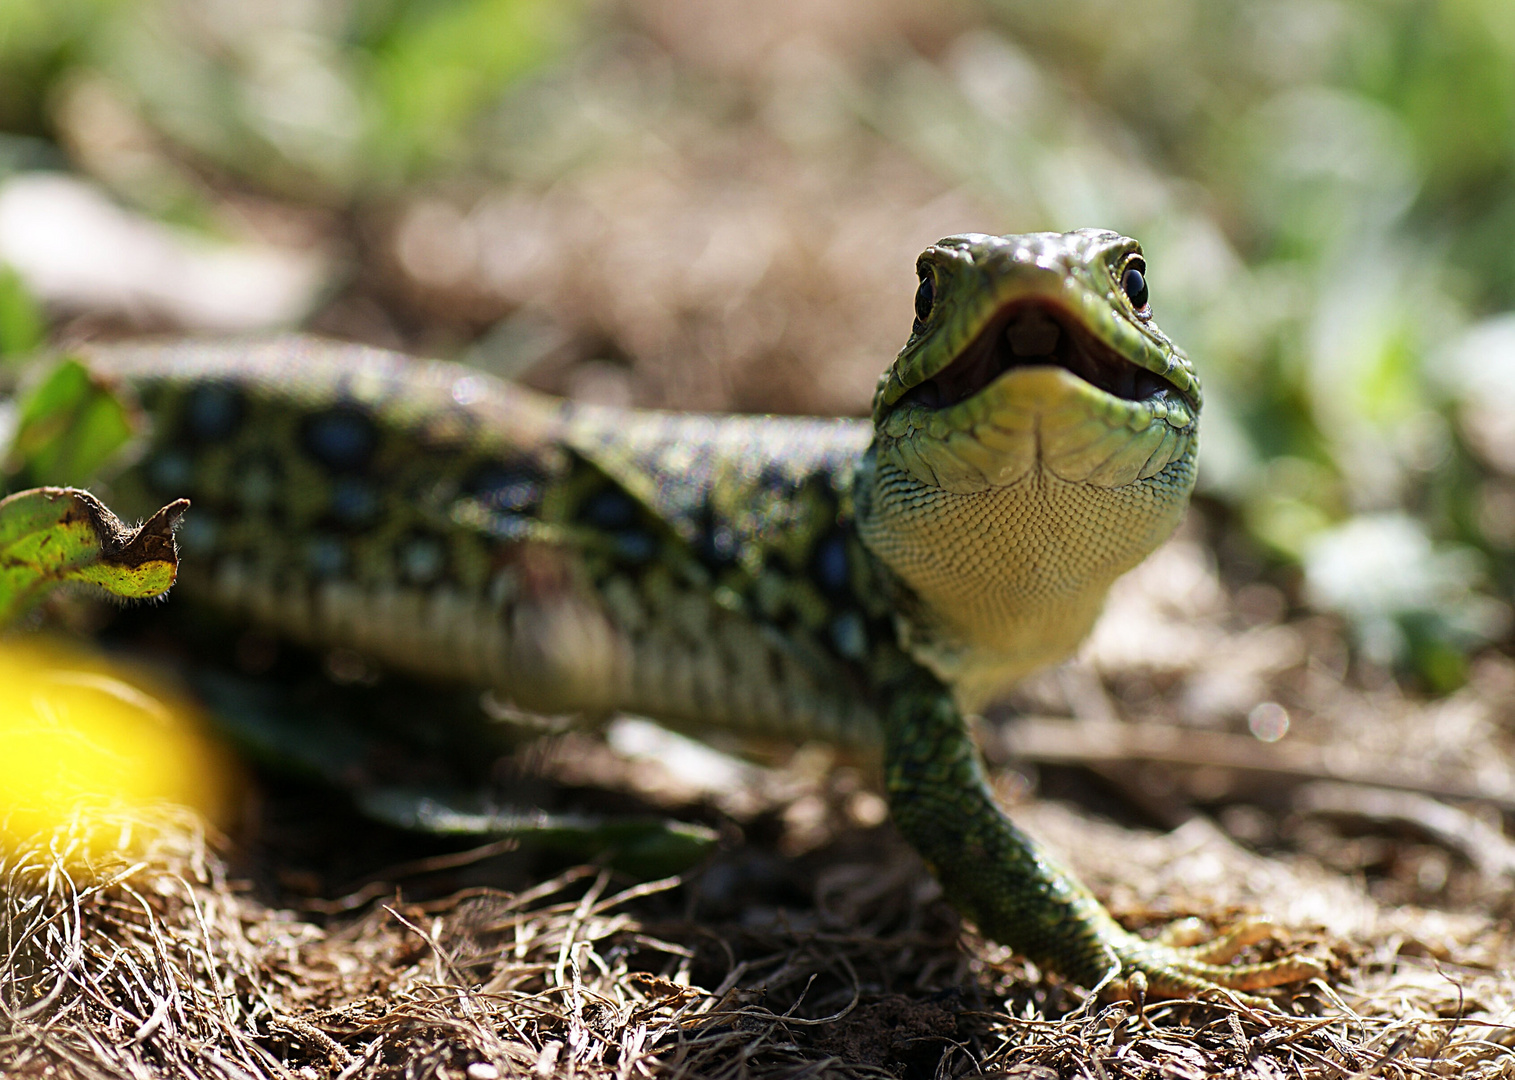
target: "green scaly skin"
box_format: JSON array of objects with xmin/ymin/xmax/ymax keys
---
[{"xmin": 79, "ymin": 229, "xmax": 1322, "ymax": 1004}]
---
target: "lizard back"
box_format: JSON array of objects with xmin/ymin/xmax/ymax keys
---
[{"xmin": 90, "ymin": 338, "xmax": 888, "ymax": 746}]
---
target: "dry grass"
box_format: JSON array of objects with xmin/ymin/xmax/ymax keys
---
[
  {"xmin": 6, "ymin": 749, "xmax": 1515, "ymax": 1080},
  {"xmin": 1, "ymin": 813, "xmax": 960, "ymax": 1080}
]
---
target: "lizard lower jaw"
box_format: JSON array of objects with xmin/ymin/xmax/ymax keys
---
[{"xmin": 877, "ymin": 365, "xmax": 1196, "ymax": 494}]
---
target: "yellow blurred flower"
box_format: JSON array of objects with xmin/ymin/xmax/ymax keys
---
[{"xmin": 0, "ymin": 636, "xmax": 238, "ymax": 865}]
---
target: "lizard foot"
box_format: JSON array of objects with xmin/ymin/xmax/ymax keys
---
[{"xmin": 1101, "ymin": 919, "xmax": 1326, "ymax": 1008}]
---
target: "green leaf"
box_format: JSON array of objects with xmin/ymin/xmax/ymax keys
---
[
  {"xmin": 0, "ymin": 486, "xmax": 188, "ymax": 628},
  {"xmin": 7, "ymin": 358, "xmax": 135, "ymax": 489},
  {"xmin": 356, "ymin": 787, "xmax": 717, "ymax": 878},
  {"xmin": 0, "ymin": 264, "xmax": 44, "ymax": 359}
]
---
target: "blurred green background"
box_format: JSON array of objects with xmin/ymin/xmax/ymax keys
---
[{"xmin": 3, "ymin": 0, "xmax": 1515, "ymax": 689}]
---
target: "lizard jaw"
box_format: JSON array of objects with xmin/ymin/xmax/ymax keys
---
[
  {"xmin": 875, "ymin": 362, "xmax": 1197, "ymax": 494},
  {"xmin": 874, "ymin": 293, "xmax": 1198, "ymax": 496},
  {"xmin": 897, "ymin": 297, "xmax": 1189, "ymax": 412}
]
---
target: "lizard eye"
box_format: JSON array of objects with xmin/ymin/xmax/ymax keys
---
[
  {"xmin": 913, "ymin": 272, "xmax": 935, "ymax": 330},
  {"xmin": 1120, "ymin": 260, "xmax": 1149, "ymax": 311}
]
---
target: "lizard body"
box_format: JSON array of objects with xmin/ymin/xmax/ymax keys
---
[{"xmin": 83, "ymin": 229, "xmax": 1320, "ymax": 1002}]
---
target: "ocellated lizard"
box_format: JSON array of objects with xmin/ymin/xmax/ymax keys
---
[{"xmin": 82, "ymin": 229, "xmax": 1322, "ymax": 1004}]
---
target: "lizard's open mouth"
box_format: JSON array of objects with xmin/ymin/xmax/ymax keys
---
[{"xmin": 901, "ymin": 300, "xmax": 1182, "ymax": 410}]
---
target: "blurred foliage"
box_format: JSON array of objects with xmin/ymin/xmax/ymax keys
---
[
  {"xmin": 5, "ymin": 359, "xmax": 134, "ymax": 491},
  {"xmin": 0, "ymin": 265, "xmax": 43, "ymax": 358},
  {"xmin": 361, "ymin": 0, "xmax": 582, "ymax": 175},
  {"xmin": 0, "ymin": 0, "xmax": 581, "ymax": 195},
  {"xmin": 4, "ymin": 0, "xmax": 1515, "ymax": 685}
]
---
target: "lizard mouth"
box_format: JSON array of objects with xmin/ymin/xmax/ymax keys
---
[{"xmin": 900, "ymin": 300, "xmax": 1185, "ymax": 411}]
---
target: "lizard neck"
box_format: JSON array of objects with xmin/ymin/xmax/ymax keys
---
[{"xmin": 854, "ymin": 443, "xmax": 1197, "ymax": 710}]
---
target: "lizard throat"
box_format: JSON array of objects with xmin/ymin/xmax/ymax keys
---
[{"xmin": 900, "ymin": 300, "xmax": 1182, "ymax": 411}]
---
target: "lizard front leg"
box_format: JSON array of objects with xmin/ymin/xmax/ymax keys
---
[{"xmin": 881, "ymin": 676, "xmax": 1324, "ymax": 1005}]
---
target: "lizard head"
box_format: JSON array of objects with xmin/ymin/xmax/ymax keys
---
[
  {"xmin": 859, "ymin": 230, "xmax": 1202, "ymax": 700},
  {"xmin": 871, "ymin": 229, "xmax": 1199, "ymax": 492}
]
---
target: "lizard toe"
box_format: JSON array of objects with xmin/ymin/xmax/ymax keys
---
[
  {"xmin": 1110, "ymin": 925, "xmax": 1326, "ymax": 1006},
  {"xmin": 1155, "ymin": 916, "xmax": 1282, "ymax": 963}
]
